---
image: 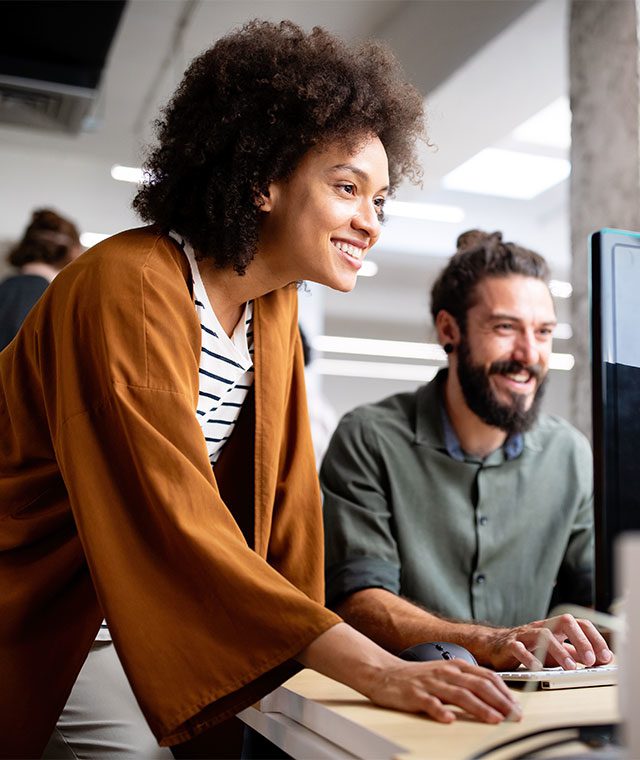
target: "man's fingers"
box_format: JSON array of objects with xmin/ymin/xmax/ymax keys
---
[
  {"xmin": 543, "ymin": 614, "xmax": 614, "ymax": 666},
  {"xmin": 576, "ymin": 619, "xmax": 613, "ymax": 664},
  {"xmin": 533, "ymin": 629, "xmax": 578, "ymax": 669},
  {"xmin": 508, "ymin": 639, "xmax": 543, "ymax": 670},
  {"xmin": 544, "ymin": 614, "xmax": 594, "ymax": 666}
]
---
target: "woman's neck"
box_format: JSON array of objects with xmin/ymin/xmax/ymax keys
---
[{"xmin": 197, "ymin": 254, "xmax": 290, "ymax": 338}]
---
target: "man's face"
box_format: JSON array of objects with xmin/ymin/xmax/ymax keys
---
[{"xmin": 455, "ymin": 275, "xmax": 557, "ymax": 434}]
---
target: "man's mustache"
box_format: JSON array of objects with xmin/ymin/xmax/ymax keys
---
[{"xmin": 488, "ymin": 360, "xmax": 543, "ymax": 381}]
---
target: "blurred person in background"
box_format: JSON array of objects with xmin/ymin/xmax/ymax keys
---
[{"xmin": 0, "ymin": 208, "xmax": 83, "ymax": 351}]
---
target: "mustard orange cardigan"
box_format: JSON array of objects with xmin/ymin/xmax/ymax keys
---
[{"xmin": 0, "ymin": 228, "xmax": 340, "ymax": 756}]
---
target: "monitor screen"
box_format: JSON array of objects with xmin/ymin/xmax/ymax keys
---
[{"xmin": 591, "ymin": 228, "xmax": 640, "ymax": 611}]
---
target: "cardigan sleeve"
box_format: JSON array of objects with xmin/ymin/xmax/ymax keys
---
[
  {"xmin": 261, "ymin": 326, "xmax": 330, "ymax": 601},
  {"xmin": 46, "ymin": 234, "xmax": 340, "ymax": 745}
]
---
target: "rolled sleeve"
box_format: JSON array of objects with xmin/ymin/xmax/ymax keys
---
[{"xmin": 325, "ymin": 556, "xmax": 400, "ymax": 608}]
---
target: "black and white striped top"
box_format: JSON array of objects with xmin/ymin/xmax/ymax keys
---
[{"xmin": 170, "ymin": 232, "xmax": 254, "ymax": 466}]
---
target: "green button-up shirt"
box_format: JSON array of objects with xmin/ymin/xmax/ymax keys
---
[{"xmin": 321, "ymin": 372, "xmax": 594, "ymax": 627}]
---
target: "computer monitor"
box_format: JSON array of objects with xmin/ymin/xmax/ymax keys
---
[{"xmin": 590, "ymin": 228, "xmax": 640, "ymax": 612}]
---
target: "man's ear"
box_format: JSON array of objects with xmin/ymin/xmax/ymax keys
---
[{"xmin": 435, "ymin": 310, "xmax": 461, "ymax": 350}]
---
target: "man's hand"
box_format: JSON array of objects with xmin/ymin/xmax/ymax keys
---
[{"xmin": 483, "ymin": 614, "xmax": 613, "ymax": 670}]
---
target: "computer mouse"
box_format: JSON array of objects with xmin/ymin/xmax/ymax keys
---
[{"xmin": 398, "ymin": 641, "xmax": 478, "ymax": 666}]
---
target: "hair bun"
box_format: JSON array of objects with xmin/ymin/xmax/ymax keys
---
[{"xmin": 456, "ymin": 229, "xmax": 502, "ymax": 253}]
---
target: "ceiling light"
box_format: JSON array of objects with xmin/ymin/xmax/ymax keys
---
[
  {"xmin": 80, "ymin": 232, "xmax": 110, "ymax": 247},
  {"xmin": 549, "ymin": 352, "xmax": 575, "ymax": 371},
  {"xmin": 384, "ymin": 200, "xmax": 465, "ymax": 223},
  {"xmin": 549, "ymin": 279, "xmax": 573, "ymax": 298},
  {"xmin": 554, "ymin": 323, "xmax": 573, "ymax": 340},
  {"xmin": 512, "ymin": 96, "xmax": 571, "ymax": 150},
  {"xmin": 442, "ymin": 148, "xmax": 571, "ymax": 199},
  {"xmin": 111, "ymin": 165, "xmax": 144, "ymax": 183},
  {"xmin": 314, "ymin": 334, "xmax": 574, "ymax": 371},
  {"xmin": 315, "ymin": 358, "xmax": 439, "ymax": 382},
  {"xmin": 357, "ymin": 260, "xmax": 378, "ymax": 277},
  {"xmin": 313, "ymin": 335, "xmax": 446, "ymax": 361}
]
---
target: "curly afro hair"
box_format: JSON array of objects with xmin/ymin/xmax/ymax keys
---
[
  {"xmin": 430, "ymin": 230, "xmax": 551, "ymax": 330},
  {"xmin": 133, "ymin": 19, "xmax": 426, "ymax": 274}
]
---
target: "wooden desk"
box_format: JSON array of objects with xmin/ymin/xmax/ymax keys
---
[{"xmin": 239, "ymin": 670, "xmax": 618, "ymax": 759}]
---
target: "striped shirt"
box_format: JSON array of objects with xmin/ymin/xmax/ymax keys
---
[{"xmin": 170, "ymin": 232, "xmax": 254, "ymax": 465}]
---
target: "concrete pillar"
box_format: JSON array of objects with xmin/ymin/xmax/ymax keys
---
[{"xmin": 569, "ymin": 0, "xmax": 640, "ymax": 437}]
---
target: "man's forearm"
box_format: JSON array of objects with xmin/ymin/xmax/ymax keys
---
[
  {"xmin": 334, "ymin": 588, "xmax": 613, "ymax": 670},
  {"xmin": 334, "ymin": 587, "xmax": 498, "ymax": 663}
]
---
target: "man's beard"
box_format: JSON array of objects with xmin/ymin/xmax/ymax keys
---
[{"xmin": 456, "ymin": 336, "xmax": 548, "ymax": 434}]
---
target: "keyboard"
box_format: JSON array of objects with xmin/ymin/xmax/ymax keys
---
[{"xmin": 498, "ymin": 665, "xmax": 618, "ymax": 690}]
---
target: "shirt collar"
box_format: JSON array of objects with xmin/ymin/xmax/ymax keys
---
[{"xmin": 415, "ymin": 369, "xmax": 524, "ymax": 463}]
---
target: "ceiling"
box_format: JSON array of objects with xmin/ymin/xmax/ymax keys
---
[{"xmin": 0, "ymin": 0, "xmax": 571, "ymax": 342}]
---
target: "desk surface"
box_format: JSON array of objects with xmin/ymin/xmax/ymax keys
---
[{"xmin": 239, "ymin": 670, "xmax": 619, "ymax": 760}]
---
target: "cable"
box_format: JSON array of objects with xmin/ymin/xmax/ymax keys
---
[
  {"xmin": 467, "ymin": 723, "xmax": 618, "ymax": 760},
  {"xmin": 509, "ymin": 735, "xmax": 578, "ymax": 759}
]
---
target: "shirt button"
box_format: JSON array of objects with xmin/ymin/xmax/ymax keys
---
[
  {"xmin": 479, "ymin": 516, "xmax": 488, "ymax": 526},
  {"xmin": 476, "ymin": 573, "xmax": 486, "ymax": 584}
]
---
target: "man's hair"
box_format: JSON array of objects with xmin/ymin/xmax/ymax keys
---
[
  {"xmin": 133, "ymin": 19, "xmax": 425, "ymax": 274},
  {"xmin": 8, "ymin": 208, "xmax": 80, "ymax": 268},
  {"xmin": 430, "ymin": 229, "xmax": 551, "ymax": 329}
]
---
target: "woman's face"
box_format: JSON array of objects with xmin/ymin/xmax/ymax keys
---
[{"xmin": 257, "ymin": 134, "xmax": 389, "ymax": 292}]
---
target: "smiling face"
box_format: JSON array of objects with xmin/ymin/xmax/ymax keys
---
[
  {"xmin": 256, "ymin": 134, "xmax": 389, "ymax": 292},
  {"xmin": 450, "ymin": 275, "xmax": 556, "ymax": 433}
]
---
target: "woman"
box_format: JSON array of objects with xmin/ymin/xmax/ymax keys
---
[
  {"xmin": 0, "ymin": 208, "xmax": 82, "ymax": 351},
  {"xmin": 0, "ymin": 20, "xmax": 519, "ymax": 759}
]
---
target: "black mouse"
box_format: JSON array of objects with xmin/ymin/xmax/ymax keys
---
[{"xmin": 399, "ymin": 641, "xmax": 478, "ymax": 665}]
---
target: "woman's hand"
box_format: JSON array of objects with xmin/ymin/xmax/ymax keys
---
[
  {"xmin": 296, "ymin": 622, "xmax": 520, "ymax": 724},
  {"xmin": 361, "ymin": 657, "xmax": 520, "ymax": 724}
]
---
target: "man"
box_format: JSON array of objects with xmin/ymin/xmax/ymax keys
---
[{"xmin": 321, "ymin": 230, "xmax": 612, "ymax": 670}]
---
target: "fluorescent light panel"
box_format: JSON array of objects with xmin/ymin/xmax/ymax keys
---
[
  {"xmin": 80, "ymin": 232, "xmax": 110, "ymax": 247},
  {"xmin": 316, "ymin": 358, "xmax": 439, "ymax": 382},
  {"xmin": 111, "ymin": 165, "xmax": 145, "ymax": 184},
  {"xmin": 549, "ymin": 353, "xmax": 575, "ymax": 371},
  {"xmin": 317, "ymin": 355, "xmax": 574, "ymax": 380},
  {"xmin": 384, "ymin": 200, "xmax": 465, "ymax": 223},
  {"xmin": 512, "ymin": 96, "xmax": 571, "ymax": 150},
  {"xmin": 357, "ymin": 260, "xmax": 378, "ymax": 277},
  {"xmin": 549, "ymin": 279, "xmax": 573, "ymax": 298},
  {"xmin": 554, "ymin": 323, "xmax": 573, "ymax": 340},
  {"xmin": 314, "ymin": 334, "xmax": 574, "ymax": 372},
  {"xmin": 313, "ymin": 335, "xmax": 446, "ymax": 361},
  {"xmin": 442, "ymin": 148, "xmax": 571, "ymax": 199}
]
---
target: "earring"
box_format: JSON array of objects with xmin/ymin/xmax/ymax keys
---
[{"xmin": 443, "ymin": 343, "xmax": 453, "ymax": 354}]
